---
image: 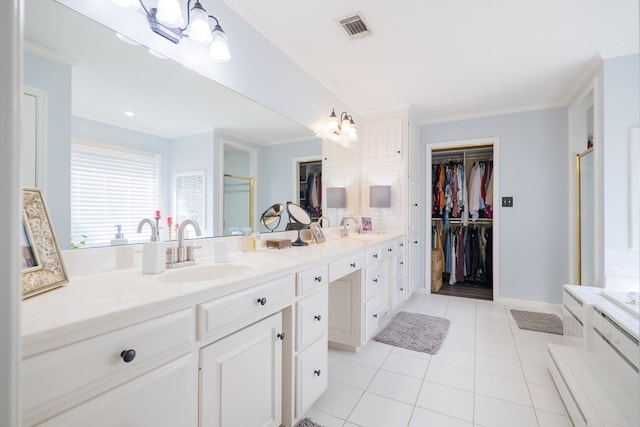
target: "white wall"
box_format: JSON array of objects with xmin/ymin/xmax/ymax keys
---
[
  {"xmin": 601, "ymin": 53, "xmax": 640, "ymax": 289},
  {"xmin": 23, "ymin": 50, "xmax": 71, "ymax": 246},
  {"xmin": 422, "ymin": 108, "xmax": 569, "ymax": 303},
  {"xmin": 0, "ymin": 0, "xmax": 22, "ymax": 425}
]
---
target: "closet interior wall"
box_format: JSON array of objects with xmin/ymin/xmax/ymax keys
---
[{"xmin": 431, "ymin": 146, "xmax": 494, "ymax": 300}]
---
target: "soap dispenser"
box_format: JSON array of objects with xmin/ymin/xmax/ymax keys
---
[{"xmin": 111, "ymin": 225, "xmax": 129, "ymax": 246}]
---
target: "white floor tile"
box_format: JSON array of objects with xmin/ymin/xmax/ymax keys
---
[
  {"xmin": 329, "ymin": 359, "xmax": 378, "ymax": 390},
  {"xmin": 475, "ymin": 371, "xmax": 532, "ymax": 406},
  {"xmin": 430, "ymin": 346, "xmax": 475, "ymax": 370},
  {"xmin": 424, "ymin": 361, "xmax": 474, "ymax": 392},
  {"xmin": 312, "ymin": 381, "xmax": 363, "ymax": 420},
  {"xmin": 475, "ymin": 353, "xmax": 525, "ymax": 381},
  {"xmin": 342, "ymin": 344, "xmax": 391, "ymax": 368},
  {"xmin": 390, "ymin": 345, "xmax": 432, "ymax": 360},
  {"xmin": 381, "ymin": 351, "xmax": 430, "ymax": 379},
  {"xmin": 476, "ymin": 338, "xmax": 519, "ymax": 360},
  {"xmin": 521, "ymin": 362, "xmax": 554, "ymax": 386},
  {"xmin": 408, "ymin": 407, "xmax": 473, "ymax": 427},
  {"xmin": 474, "ymin": 394, "xmax": 538, "ymax": 427},
  {"xmin": 441, "ymin": 331, "xmax": 476, "ymax": 352},
  {"xmin": 367, "ymin": 370, "xmax": 422, "ymax": 405},
  {"xmin": 415, "ymin": 381, "xmax": 474, "ymax": 422},
  {"xmin": 534, "ymin": 409, "xmax": 574, "ymax": 427},
  {"xmin": 528, "ymin": 383, "xmax": 568, "ymax": 415},
  {"xmin": 301, "ymin": 408, "xmax": 345, "ymax": 427},
  {"xmin": 347, "ymin": 392, "xmax": 413, "ymax": 427}
]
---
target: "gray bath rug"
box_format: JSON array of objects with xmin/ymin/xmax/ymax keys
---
[
  {"xmin": 510, "ymin": 309, "xmax": 563, "ymax": 335},
  {"xmin": 374, "ymin": 311, "xmax": 450, "ymax": 355},
  {"xmin": 294, "ymin": 418, "xmax": 323, "ymax": 427}
]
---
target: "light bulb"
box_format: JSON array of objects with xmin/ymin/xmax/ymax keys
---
[
  {"xmin": 188, "ymin": 7, "xmax": 213, "ymax": 43},
  {"xmin": 341, "ymin": 117, "xmax": 351, "ymax": 133},
  {"xmin": 156, "ymin": 0, "xmax": 184, "ymax": 28},
  {"xmin": 209, "ymin": 27, "xmax": 230, "ymax": 62},
  {"xmin": 328, "ymin": 110, "xmax": 338, "ymax": 132}
]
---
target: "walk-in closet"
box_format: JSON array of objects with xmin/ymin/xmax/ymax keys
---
[
  {"xmin": 431, "ymin": 145, "xmax": 495, "ymax": 300},
  {"xmin": 297, "ymin": 160, "xmax": 322, "ymax": 221}
]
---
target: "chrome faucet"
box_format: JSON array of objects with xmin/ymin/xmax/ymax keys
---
[
  {"xmin": 341, "ymin": 217, "xmax": 359, "ymax": 237},
  {"xmin": 137, "ymin": 218, "xmax": 159, "ymax": 242},
  {"xmin": 171, "ymin": 219, "xmax": 202, "ymax": 265},
  {"xmin": 317, "ymin": 216, "xmax": 330, "ymax": 228}
]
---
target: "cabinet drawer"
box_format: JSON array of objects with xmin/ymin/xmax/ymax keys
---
[
  {"xmin": 297, "ymin": 264, "xmax": 329, "ymax": 297},
  {"xmin": 22, "ymin": 308, "xmax": 194, "ymax": 418},
  {"xmin": 35, "ymin": 353, "xmax": 197, "ymax": 427},
  {"xmin": 296, "ymin": 335, "xmax": 328, "ymax": 417},
  {"xmin": 365, "ymin": 268, "xmax": 383, "ymax": 299},
  {"xmin": 296, "ymin": 288, "xmax": 328, "ymax": 351},
  {"xmin": 198, "ymin": 275, "xmax": 295, "ymax": 340},
  {"xmin": 329, "ymin": 254, "xmax": 365, "ymax": 281},
  {"xmin": 366, "ymin": 247, "xmax": 382, "ymax": 266},
  {"xmin": 381, "ymin": 243, "xmax": 396, "ymax": 259},
  {"xmin": 365, "ymin": 297, "xmax": 381, "ymax": 342}
]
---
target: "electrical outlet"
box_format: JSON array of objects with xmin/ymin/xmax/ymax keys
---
[{"xmin": 502, "ymin": 196, "xmax": 514, "ymax": 207}]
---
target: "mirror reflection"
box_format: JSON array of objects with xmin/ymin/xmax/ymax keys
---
[{"xmin": 23, "ymin": 0, "xmax": 321, "ymax": 249}]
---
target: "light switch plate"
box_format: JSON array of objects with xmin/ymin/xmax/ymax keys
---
[{"xmin": 502, "ymin": 196, "xmax": 514, "ymax": 207}]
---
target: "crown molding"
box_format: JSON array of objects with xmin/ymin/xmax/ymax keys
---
[
  {"xmin": 599, "ymin": 45, "xmax": 639, "ymax": 60},
  {"xmin": 23, "ymin": 41, "xmax": 77, "ymax": 65}
]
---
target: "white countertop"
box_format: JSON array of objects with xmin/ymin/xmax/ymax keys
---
[{"xmin": 21, "ymin": 232, "xmax": 402, "ymax": 356}]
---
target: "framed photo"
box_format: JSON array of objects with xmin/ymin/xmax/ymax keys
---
[
  {"xmin": 361, "ymin": 216, "xmax": 373, "ymax": 232},
  {"xmin": 309, "ymin": 222, "xmax": 326, "ymax": 243},
  {"xmin": 22, "ymin": 188, "xmax": 68, "ymax": 299}
]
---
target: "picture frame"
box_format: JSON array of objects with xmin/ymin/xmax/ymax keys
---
[
  {"xmin": 309, "ymin": 222, "xmax": 326, "ymax": 243},
  {"xmin": 361, "ymin": 216, "xmax": 373, "ymax": 233},
  {"xmin": 22, "ymin": 188, "xmax": 68, "ymax": 299}
]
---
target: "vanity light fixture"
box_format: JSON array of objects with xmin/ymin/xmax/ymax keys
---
[
  {"xmin": 113, "ymin": 0, "xmax": 231, "ymax": 62},
  {"xmin": 327, "ymin": 109, "xmax": 358, "ymax": 142}
]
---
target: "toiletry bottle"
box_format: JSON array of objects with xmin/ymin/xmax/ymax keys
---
[
  {"xmin": 142, "ymin": 241, "xmax": 166, "ymax": 274},
  {"xmin": 111, "ymin": 225, "xmax": 128, "ymax": 246}
]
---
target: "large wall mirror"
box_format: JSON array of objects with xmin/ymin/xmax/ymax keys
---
[
  {"xmin": 578, "ymin": 149, "xmax": 595, "ymax": 285},
  {"xmin": 23, "ymin": 0, "xmax": 322, "ymax": 249}
]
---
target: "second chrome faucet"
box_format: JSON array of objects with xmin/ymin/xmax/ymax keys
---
[{"xmin": 166, "ymin": 219, "xmax": 202, "ymax": 268}]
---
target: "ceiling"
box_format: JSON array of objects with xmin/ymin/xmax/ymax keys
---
[
  {"xmin": 24, "ymin": 0, "xmax": 315, "ymax": 143},
  {"xmin": 220, "ymin": 0, "xmax": 639, "ymax": 124}
]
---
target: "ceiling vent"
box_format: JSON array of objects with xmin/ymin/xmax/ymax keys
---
[{"xmin": 338, "ymin": 13, "xmax": 372, "ymax": 39}]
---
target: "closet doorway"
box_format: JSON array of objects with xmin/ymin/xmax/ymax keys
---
[{"xmin": 426, "ymin": 138, "xmax": 500, "ymax": 301}]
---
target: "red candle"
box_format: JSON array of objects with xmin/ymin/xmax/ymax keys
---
[
  {"xmin": 155, "ymin": 210, "xmax": 161, "ymax": 218},
  {"xmin": 167, "ymin": 216, "xmax": 173, "ymax": 224}
]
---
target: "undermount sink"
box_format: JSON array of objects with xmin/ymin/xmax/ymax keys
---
[{"xmin": 157, "ymin": 263, "xmax": 255, "ymax": 283}]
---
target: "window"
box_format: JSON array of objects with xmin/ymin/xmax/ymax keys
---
[{"xmin": 71, "ymin": 140, "xmax": 160, "ymax": 248}]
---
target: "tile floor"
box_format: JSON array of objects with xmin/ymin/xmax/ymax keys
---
[{"xmin": 306, "ymin": 291, "xmax": 572, "ymax": 427}]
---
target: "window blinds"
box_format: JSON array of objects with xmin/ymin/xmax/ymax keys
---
[{"xmin": 70, "ymin": 141, "xmax": 160, "ymax": 248}]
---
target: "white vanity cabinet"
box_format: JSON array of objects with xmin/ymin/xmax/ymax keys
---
[
  {"xmin": 200, "ymin": 312, "xmax": 284, "ymax": 427},
  {"xmin": 294, "ymin": 264, "xmax": 329, "ymax": 420},
  {"xmin": 328, "ymin": 254, "xmax": 365, "ymax": 350},
  {"xmin": 22, "ymin": 308, "xmax": 197, "ymax": 426}
]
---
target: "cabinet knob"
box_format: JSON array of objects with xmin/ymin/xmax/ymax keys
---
[
  {"xmin": 413, "ymin": 241, "xmax": 418, "ymax": 244},
  {"xmin": 397, "ymin": 150, "xmax": 401, "ymax": 154},
  {"xmin": 315, "ymin": 276, "xmax": 323, "ymax": 283},
  {"xmin": 400, "ymin": 243, "xmax": 404, "ymax": 247},
  {"xmin": 373, "ymin": 314, "xmax": 378, "ymax": 319},
  {"xmin": 120, "ymin": 349, "xmax": 136, "ymax": 363},
  {"xmin": 413, "ymin": 203, "xmax": 418, "ymax": 207},
  {"xmin": 400, "ymin": 261, "xmax": 404, "ymax": 265},
  {"xmin": 314, "ymin": 369, "xmax": 322, "ymax": 377},
  {"xmin": 388, "ymin": 248, "xmax": 392, "ymax": 252},
  {"xmin": 314, "ymin": 314, "xmax": 322, "ymax": 321},
  {"xmin": 373, "ymin": 254, "xmax": 378, "ymax": 259},
  {"xmin": 350, "ymin": 262, "xmax": 356, "ymax": 268},
  {"xmin": 400, "ymin": 288, "xmax": 404, "ymax": 291},
  {"xmin": 277, "ymin": 332, "xmax": 286, "ymax": 341},
  {"xmin": 257, "ymin": 297, "xmax": 267, "ymax": 306},
  {"xmin": 373, "ymin": 278, "xmax": 378, "ymax": 283}
]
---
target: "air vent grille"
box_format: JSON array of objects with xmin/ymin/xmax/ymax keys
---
[{"xmin": 338, "ymin": 14, "xmax": 371, "ymax": 39}]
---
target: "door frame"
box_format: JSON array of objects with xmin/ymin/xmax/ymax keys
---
[{"xmin": 425, "ymin": 137, "xmax": 500, "ymax": 301}]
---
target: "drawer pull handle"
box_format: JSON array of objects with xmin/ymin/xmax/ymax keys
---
[
  {"xmin": 373, "ymin": 314, "xmax": 378, "ymax": 319},
  {"xmin": 277, "ymin": 332, "xmax": 286, "ymax": 341},
  {"xmin": 350, "ymin": 263, "xmax": 356, "ymax": 268},
  {"xmin": 120, "ymin": 349, "xmax": 136, "ymax": 363},
  {"xmin": 314, "ymin": 369, "xmax": 322, "ymax": 377},
  {"xmin": 314, "ymin": 314, "xmax": 322, "ymax": 321},
  {"xmin": 315, "ymin": 276, "xmax": 323, "ymax": 283},
  {"xmin": 257, "ymin": 297, "xmax": 267, "ymax": 306}
]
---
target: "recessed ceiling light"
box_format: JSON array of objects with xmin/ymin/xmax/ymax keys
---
[
  {"xmin": 124, "ymin": 111, "xmax": 135, "ymax": 117},
  {"xmin": 148, "ymin": 49, "xmax": 168, "ymax": 59},
  {"xmin": 115, "ymin": 33, "xmax": 139, "ymax": 45}
]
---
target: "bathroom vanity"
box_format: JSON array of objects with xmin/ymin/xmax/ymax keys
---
[{"xmin": 20, "ymin": 231, "xmax": 406, "ymax": 427}]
